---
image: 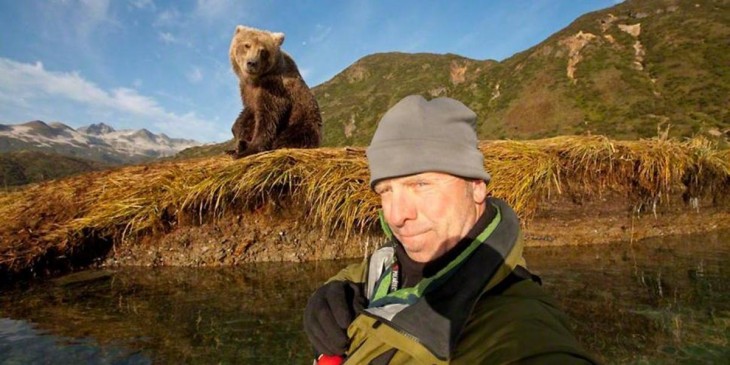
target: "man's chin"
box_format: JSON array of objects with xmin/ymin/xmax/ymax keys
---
[{"xmin": 396, "ymin": 238, "xmax": 432, "ymax": 261}]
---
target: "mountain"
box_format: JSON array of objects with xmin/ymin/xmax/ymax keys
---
[
  {"xmin": 0, "ymin": 121, "xmax": 202, "ymax": 164},
  {"xmin": 0, "ymin": 150, "xmax": 108, "ymax": 188},
  {"xmin": 78, "ymin": 122, "xmax": 115, "ymax": 135},
  {"xmin": 312, "ymin": 0, "xmax": 729, "ymax": 146}
]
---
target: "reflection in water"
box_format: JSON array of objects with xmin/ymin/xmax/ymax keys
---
[
  {"xmin": 528, "ymin": 229, "xmax": 730, "ymax": 364},
  {"xmin": 0, "ymin": 318, "xmax": 151, "ymax": 364},
  {"xmin": 1, "ymin": 230, "xmax": 728, "ymax": 364},
  {"xmin": 1, "ymin": 260, "xmax": 348, "ymax": 364}
]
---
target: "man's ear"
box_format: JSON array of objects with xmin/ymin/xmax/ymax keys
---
[{"xmin": 471, "ymin": 179, "xmax": 488, "ymax": 204}]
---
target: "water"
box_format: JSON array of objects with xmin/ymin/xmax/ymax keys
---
[
  {"xmin": 1, "ymin": 230, "xmax": 728, "ymax": 364},
  {"xmin": 531, "ymin": 229, "xmax": 730, "ymax": 364}
]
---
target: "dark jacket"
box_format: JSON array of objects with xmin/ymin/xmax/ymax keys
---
[{"xmin": 328, "ymin": 198, "xmax": 597, "ymax": 364}]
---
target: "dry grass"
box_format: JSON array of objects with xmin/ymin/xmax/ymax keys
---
[{"xmin": 1, "ymin": 136, "xmax": 728, "ymax": 276}]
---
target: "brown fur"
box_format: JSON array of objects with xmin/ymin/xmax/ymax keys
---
[{"xmin": 227, "ymin": 25, "xmax": 322, "ymax": 159}]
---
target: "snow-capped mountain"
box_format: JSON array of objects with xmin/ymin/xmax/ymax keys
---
[{"xmin": 0, "ymin": 121, "xmax": 202, "ymax": 164}]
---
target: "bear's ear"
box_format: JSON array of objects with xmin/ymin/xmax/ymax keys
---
[
  {"xmin": 235, "ymin": 25, "xmax": 252, "ymax": 34},
  {"xmin": 271, "ymin": 32, "xmax": 285, "ymax": 46}
]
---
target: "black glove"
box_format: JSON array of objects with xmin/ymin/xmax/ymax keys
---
[{"xmin": 303, "ymin": 280, "xmax": 367, "ymax": 356}]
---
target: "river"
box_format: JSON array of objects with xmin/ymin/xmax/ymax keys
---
[{"xmin": 1, "ymin": 229, "xmax": 728, "ymax": 364}]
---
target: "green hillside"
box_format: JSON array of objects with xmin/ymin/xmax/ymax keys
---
[
  {"xmin": 314, "ymin": 52, "xmax": 495, "ymax": 146},
  {"xmin": 173, "ymin": 140, "xmax": 235, "ymax": 160},
  {"xmin": 0, "ymin": 151, "xmax": 108, "ymax": 188},
  {"xmin": 312, "ymin": 0, "xmax": 729, "ymax": 146}
]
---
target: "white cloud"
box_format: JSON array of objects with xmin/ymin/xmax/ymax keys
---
[
  {"xmin": 66, "ymin": 0, "xmax": 116, "ymax": 42},
  {"xmin": 130, "ymin": 0, "xmax": 155, "ymax": 10},
  {"xmin": 194, "ymin": 0, "xmax": 235, "ymax": 21},
  {"xmin": 109, "ymin": 87, "xmax": 162, "ymax": 114},
  {"xmin": 159, "ymin": 31, "xmax": 178, "ymax": 43},
  {"xmin": 158, "ymin": 31, "xmax": 193, "ymax": 47},
  {"xmin": 154, "ymin": 8, "xmax": 182, "ymax": 27},
  {"xmin": 186, "ymin": 67, "xmax": 204, "ymax": 83},
  {"xmin": 310, "ymin": 24, "xmax": 332, "ymax": 44},
  {"xmin": 36, "ymin": 0, "xmax": 118, "ymax": 49},
  {"xmin": 0, "ymin": 57, "xmax": 219, "ymax": 141}
]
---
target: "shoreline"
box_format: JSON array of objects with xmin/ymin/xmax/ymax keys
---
[{"xmin": 101, "ymin": 197, "xmax": 730, "ymax": 268}]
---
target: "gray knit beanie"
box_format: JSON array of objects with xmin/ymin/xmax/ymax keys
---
[{"xmin": 366, "ymin": 95, "xmax": 491, "ymax": 188}]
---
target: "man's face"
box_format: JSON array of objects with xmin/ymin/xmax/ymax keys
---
[{"xmin": 374, "ymin": 172, "xmax": 487, "ymax": 263}]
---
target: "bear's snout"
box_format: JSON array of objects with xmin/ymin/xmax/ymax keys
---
[{"xmin": 243, "ymin": 57, "xmax": 260, "ymax": 74}]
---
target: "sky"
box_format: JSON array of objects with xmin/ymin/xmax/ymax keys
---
[{"xmin": 0, "ymin": 0, "xmax": 622, "ymax": 143}]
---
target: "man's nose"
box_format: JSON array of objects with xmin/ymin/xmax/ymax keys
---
[{"xmin": 388, "ymin": 190, "xmax": 416, "ymax": 227}]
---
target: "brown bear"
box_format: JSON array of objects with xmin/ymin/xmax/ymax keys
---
[{"xmin": 227, "ymin": 25, "xmax": 322, "ymax": 159}]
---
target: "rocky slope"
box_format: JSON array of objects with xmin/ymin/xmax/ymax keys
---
[{"xmin": 313, "ymin": 0, "xmax": 729, "ymax": 146}]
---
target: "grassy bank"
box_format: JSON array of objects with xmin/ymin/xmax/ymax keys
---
[{"xmin": 1, "ymin": 136, "xmax": 728, "ymax": 280}]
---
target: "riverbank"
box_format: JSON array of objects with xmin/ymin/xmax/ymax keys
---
[
  {"xmin": 101, "ymin": 194, "xmax": 730, "ymax": 267},
  {"xmin": 1, "ymin": 136, "xmax": 728, "ymax": 282}
]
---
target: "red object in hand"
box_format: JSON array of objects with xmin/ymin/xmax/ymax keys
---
[{"xmin": 317, "ymin": 354, "xmax": 344, "ymax": 365}]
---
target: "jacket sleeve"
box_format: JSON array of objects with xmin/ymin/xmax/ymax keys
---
[{"xmin": 454, "ymin": 280, "xmax": 599, "ymax": 364}]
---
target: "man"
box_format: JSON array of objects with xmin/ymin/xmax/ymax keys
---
[{"xmin": 304, "ymin": 95, "xmax": 596, "ymax": 364}]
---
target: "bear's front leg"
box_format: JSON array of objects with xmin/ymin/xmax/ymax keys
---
[
  {"xmin": 226, "ymin": 139, "xmax": 249, "ymax": 158},
  {"xmin": 241, "ymin": 109, "xmax": 280, "ymax": 157},
  {"xmin": 227, "ymin": 108, "xmax": 255, "ymax": 158}
]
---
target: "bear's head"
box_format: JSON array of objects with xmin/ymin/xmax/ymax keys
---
[{"xmin": 230, "ymin": 25, "xmax": 285, "ymax": 80}]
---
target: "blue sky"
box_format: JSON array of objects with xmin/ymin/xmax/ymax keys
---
[{"xmin": 0, "ymin": 0, "xmax": 621, "ymax": 143}]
